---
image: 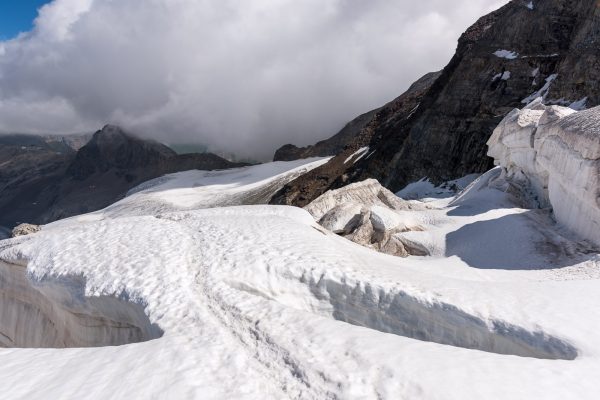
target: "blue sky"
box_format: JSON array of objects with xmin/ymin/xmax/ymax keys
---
[{"xmin": 0, "ymin": 0, "xmax": 50, "ymax": 40}]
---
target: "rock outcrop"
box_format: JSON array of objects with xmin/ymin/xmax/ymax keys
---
[
  {"xmin": 487, "ymin": 101, "xmax": 600, "ymax": 246},
  {"xmin": 11, "ymin": 224, "xmax": 41, "ymax": 238},
  {"xmin": 0, "ymin": 126, "xmax": 244, "ymax": 228},
  {"xmin": 272, "ymin": 0, "xmax": 600, "ymax": 206},
  {"xmin": 271, "ymin": 71, "xmax": 440, "ymax": 207},
  {"xmin": 305, "ymin": 179, "xmax": 429, "ymax": 257}
]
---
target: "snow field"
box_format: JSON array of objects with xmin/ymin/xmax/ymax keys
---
[{"xmin": 1, "ymin": 157, "xmax": 600, "ymax": 398}]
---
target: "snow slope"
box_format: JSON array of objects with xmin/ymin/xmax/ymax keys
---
[{"xmin": 1, "ymin": 158, "xmax": 600, "ymax": 399}]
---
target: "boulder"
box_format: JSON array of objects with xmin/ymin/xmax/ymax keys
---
[{"xmin": 12, "ymin": 224, "xmax": 41, "ymax": 237}]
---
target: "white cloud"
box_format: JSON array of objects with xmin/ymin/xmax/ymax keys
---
[{"xmin": 0, "ymin": 0, "xmax": 507, "ymax": 159}]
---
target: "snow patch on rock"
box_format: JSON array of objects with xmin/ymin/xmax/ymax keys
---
[
  {"xmin": 494, "ymin": 50, "xmax": 519, "ymax": 59},
  {"xmin": 343, "ymin": 147, "xmax": 369, "ymax": 164},
  {"xmin": 569, "ymin": 97, "xmax": 588, "ymax": 111},
  {"xmin": 522, "ymin": 74, "xmax": 558, "ymax": 104}
]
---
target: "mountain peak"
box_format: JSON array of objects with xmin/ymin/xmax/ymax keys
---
[{"xmin": 67, "ymin": 125, "xmax": 176, "ymax": 180}]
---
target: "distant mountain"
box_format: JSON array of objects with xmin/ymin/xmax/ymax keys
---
[
  {"xmin": 271, "ymin": 0, "xmax": 600, "ymax": 206},
  {"xmin": 0, "ymin": 125, "xmax": 244, "ymax": 229},
  {"xmin": 0, "ymin": 132, "xmax": 91, "ymax": 153}
]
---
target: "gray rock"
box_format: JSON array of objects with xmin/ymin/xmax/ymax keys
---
[{"xmin": 12, "ymin": 224, "xmax": 41, "ymax": 237}]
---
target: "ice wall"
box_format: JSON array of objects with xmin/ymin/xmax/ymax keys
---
[
  {"xmin": 487, "ymin": 99, "xmax": 600, "ymax": 246},
  {"xmin": 0, "ymin": 261, "xmax": 162, "ymax": 348}
]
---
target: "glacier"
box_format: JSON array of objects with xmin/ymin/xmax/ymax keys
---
[
  {"xmin": 487, "ymin": 98, "xmax": 600, "ymax": 246},
  {"xmin": 1, "ymin": 137, "xmax": 600, "ymax": 398}
]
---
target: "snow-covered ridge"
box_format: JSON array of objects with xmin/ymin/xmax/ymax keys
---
[
  {"xmin": 105, "ymin": 157, "xmax": 331, "ymax": 217},
  {"xmin": 487, "ymin": 99, "xmax": 600, "ymax": 245}
]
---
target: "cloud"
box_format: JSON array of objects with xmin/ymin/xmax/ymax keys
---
[{"xmin": 0, "ymin": 0, "xmax": 507, "ymax": 159}]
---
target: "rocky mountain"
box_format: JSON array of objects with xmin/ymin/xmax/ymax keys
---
[
  {"xmin": 0, "ymin": 125, "xmax": 244, "ymax": 229},
  {"xmin": 271, "ymin": 0, "xmax": 600, "ymax": 207}
]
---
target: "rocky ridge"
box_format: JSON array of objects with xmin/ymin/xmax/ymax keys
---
[{"xmin": 270, "ymin": 71, "xmax": 440, "ymax": 207}]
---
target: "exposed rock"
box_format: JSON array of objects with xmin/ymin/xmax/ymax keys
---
[
  {"xmin": 305, "ymin": 179, "xmax": 428, "ymax": 257},
  {"xmin": 0, "ymin": 125, "xmax": 245, "ymax": 229},
  {"xmin": 273, "ymin": 108, "xmax": 380, "ymax": 161},
  {"xmin": 487, "ymin": 102, "xmax": 600, "ymax": 246},
  {"xmin": 271, "ymin": 71, "xmax": 440, "ymax": 207},
  {"xmin": 272, "ymin": 0, "xmax": 600, "ymax": 206},
  {"xmin": 11, "ymin": 224, "xmax": 41, "ymax": 237}
]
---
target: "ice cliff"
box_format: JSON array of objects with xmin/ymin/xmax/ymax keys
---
[{"xmin": 487, "ymin": 99, "xmax": 600, "ymax": 246}]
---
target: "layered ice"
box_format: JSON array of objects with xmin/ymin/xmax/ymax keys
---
[
  {"xmin": 0, "ymin": 260, "xmax": 161, "ymax": 348},
  {"xmin": 487, "ymin": 100, "xmax": 600, "ymax": 245}
]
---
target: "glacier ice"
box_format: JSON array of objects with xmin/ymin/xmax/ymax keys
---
[
  {"xmin": 1, "ymin": 157, "xmax": 600, "ymax": 399},
  {"xmin": 487, "ymin": 100, "xmax": 600, "ymax": 246}
]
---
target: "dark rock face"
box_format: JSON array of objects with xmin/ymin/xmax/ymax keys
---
[
  {"xmin": 272, "ymin": 0, "xmax": 600, "ymax": 206},
  {"xmin": 270, "ymin": 71, "xmax": 441, "ymax": 207},
  {"xmin": 67, "ymin": 125, "xmax": 177, "ymax": 180},
  {"xmin": 0, "ymin": 134, "xmax": 78, "ymax": 228},
  {"xmin": 0, "ymin": 126, "xmax": 243, "ymax": 228},
  {"xmin": 273, "ymin": 108, "xmax": 380, "ymax": 161}
]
